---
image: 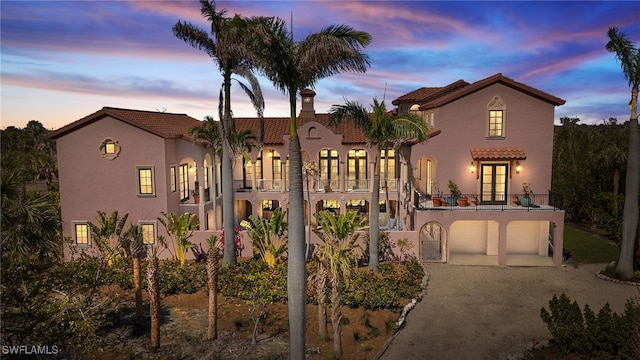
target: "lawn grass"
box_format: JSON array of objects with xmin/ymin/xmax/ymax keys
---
[{"xmin": 563, "ymin": 224, "xmax": 620, "ymax": 264}]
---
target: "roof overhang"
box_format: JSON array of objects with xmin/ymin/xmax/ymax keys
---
[{"xmin": 470, "ymin": 146, "xmax": 527, "ymax": 160}]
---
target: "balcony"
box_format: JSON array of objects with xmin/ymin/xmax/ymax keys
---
[
  {"xmin": 414, "ymin": 191, "xmax": 563, "ymax": 211},
  {"xmin": 346, "ymin": 179, "xmax": 369, "ymax": 192}
]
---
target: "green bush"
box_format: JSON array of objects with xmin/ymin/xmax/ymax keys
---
[
  {"xmin": 218, "ymin": 260, "xmax": 288, "ymax": 302},
  {"xmin": 158, "ymin": 261, "xmax": 206, "ymax": 295},
  {"xmin": 343, "ymin": 260, "xmax": 424, "ymax": 310},
  {"xmin": 541, "ymin": 293, "xmax": 640, "ymax": 359}
]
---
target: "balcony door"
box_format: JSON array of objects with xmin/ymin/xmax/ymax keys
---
[
  {"xmin": 348, "ymin": 149, "xmax": 367, "ymax": 189},
  {"xmin": 481, "ymin": 164, "xmax": 508, "ymax": 204}
]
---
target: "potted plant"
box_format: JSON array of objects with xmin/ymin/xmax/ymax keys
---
[
  {"xmin": 447, "ymin": 179, "xmax": 461, "ymax": 206},
  {"xmin": 431, "ymin": 179, "xmax": 443, "ymax": 207},
  {"xmin": 192, "ymin": 190, "xmax": 200, "ymax": 204},
  {"xmin": 520, "ymin": 182, "xmax": 532, "ymax": 207}
]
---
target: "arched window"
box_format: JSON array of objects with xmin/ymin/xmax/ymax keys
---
[{"xmin": 348, "ymin": 149, "xmax": 368, "ymax": 190}]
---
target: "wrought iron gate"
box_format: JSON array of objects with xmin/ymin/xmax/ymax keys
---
[{"xmin": 420, "ymin": 222, "xmax": 444, "ymax": 261}]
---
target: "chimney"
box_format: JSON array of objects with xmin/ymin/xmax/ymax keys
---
[{"xmin": 299, "ymin": 88, "xmax": 316, "ymax": 118}]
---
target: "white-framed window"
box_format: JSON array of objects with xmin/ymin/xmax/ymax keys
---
[
  {"xmin": 179, "ymin": 163, "xmax": 189, "ymax": 201},
  {"xmin": 73, "ymin": 222, "xmax": 91, "ymax": 246},
  {"xmin": 139, "ymin": 221, "xmax": 157, "ymax": 245},
  {"xmin": 137, "ymin": 166, "xmax": 155, "ymax": 196},
  {"xmin": 170, "ymin": 166, "xmax": 177, "ymax": 193},
  {"xmin": 487, "ymin": 96, "xmax": 506, "ymax": 138}
]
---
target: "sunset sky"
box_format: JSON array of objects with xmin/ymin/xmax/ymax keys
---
[{"xmin": 2, "ymin": 1, "xmax": 639, "ymax": 130}]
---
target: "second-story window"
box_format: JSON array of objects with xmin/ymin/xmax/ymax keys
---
[
  {"xmin": 179, "ymin": 163, "xmax": 189, "ymax": 201},
  {"xmin": 319, "ymin": 149, "xmax": 339, "ymax": 190},
  {"xmin": 138, "ymin": 167, "xmax": 154, "ymax": 196},
  {"xmin": 170, "ymin": 166, "xmax": 176, "ymax": 193},
  {"xmin": 380, "ymin": 149, "xmax": 397, "ymax": 182},
  {"xmin": 243, "ymin": 154, "xmax": 262, "ymax": 189},
  {"xmin": 487, "ymin": 96, "xmax": 506, "ymax": 138},
  {"xmin": 348, "ymin": 149, "xmax": 367, "ymax": 189},
  {"xmin": 489, "ymin": 110, "xmax": 504, "ymax": 137}
]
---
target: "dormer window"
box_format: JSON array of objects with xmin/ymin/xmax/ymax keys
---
[{"xmin": 487, "ymin": 96, "xmax": 506, "ymax": 138}]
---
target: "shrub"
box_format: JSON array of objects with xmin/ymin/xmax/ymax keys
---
[
  {"xmin": 218, "ymin": 260, "xmax": 288, "ymax": 302},
  {"xmin": 343, "ymin": 260, "xmax": 424, "ymax": 310},
  {"xmin": 541, "ymin": 293, "xmax": 640, "ymax": 358}
]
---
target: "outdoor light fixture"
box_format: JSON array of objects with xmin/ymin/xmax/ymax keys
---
[
  {"xmin": 516, "ymin": 161, "xmax": 522, "ymax": 174},
  {"xmin": 470, "ymin": 162, "xmax": 476, "ymax": 173},
  {"xmin": 268, "ymin": 150, "xmax": 273, "ymax": 158}
]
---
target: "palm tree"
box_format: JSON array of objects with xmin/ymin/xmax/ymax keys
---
[
  {"xmin": 254, "ymin": 21, "xmax": 371, "ymax": 357},
  {"xmin": 244, "ymin": 207, "xmax": 288, "ymax": 268},
  {"xmin": 147, "ymin": 235, "xmax": 165, "ymax": 349},
  {"xmin": 329, "ymin": 99, "xmax": 428, "ymax": 270},
  {"xmin": 173, "ymin": 0, "xmax": 266, "ymax": 266},
  {"xmin": 124, "ymin": 224, "xmax": 146, "ymax": 326},
  {"xmin": 158, "ymin": 211, "xmax": 199, "ymax": 266},
  {"xmin": 205, "ymin": 234, "xmax": 220, "ymax": 340},
  {"xmin": 313, "ymin": 210, "xmax": 362, "ymax": 358},
  {"xmin": 88, "ymin": 211, "xmax": 129, "ymax": 266},
  {"xmin": 0, "ymin": 168, "xmax": 60, "ymax": 265},
  {"xmin": 606, "ymin": 27, "xmax": 640, "ymax": 280}
]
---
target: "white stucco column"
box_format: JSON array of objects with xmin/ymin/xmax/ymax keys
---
[
  {"xmin": 340, "ymin": 160, "xmax": 346, "ymax": 192},
  {"xmin": 196, "ymin": 160, "xmax": 206, "ymax": 230},
  {"xmin": 251, "ymin": 161, "xmax": 257, "ymax": 193}
]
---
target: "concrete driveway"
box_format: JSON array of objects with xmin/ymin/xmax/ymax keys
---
[{"xmin": 378, "ymin": 263, "xmax": 639, "ymax": 360}]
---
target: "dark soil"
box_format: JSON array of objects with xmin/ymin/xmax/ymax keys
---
[{"xmin": 101, "ymin": 289, "xmax": 403, "ymax": 360}]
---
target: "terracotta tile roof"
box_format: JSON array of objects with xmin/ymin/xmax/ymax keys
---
[
  {"xmin": 422, "ymin": 73, "xmax": 565, "ymax": 110},
  {"xmin": 47, "ymin": 107, "xmax": 201, "ymax": 140},
  {"xmin": 234, "ymin": 114, "xmax": 370, "ymax": 145},
  {"xmin": 48, "ymin": 106, "xmax": 439, "ymax": 147},
  {"xmin": 392, "ymin": 80, "xmax": 468, "ymax": 105},
  {"xmin": 470, "ymin": 146, "xmax": 527, "ymax": 160},
  {"xmin": 234, "ymin": 113, "xmax": 440, "ymax": 146},
  {"xmin": 392, "ymin": 73, "xmax": 565, "ymax": 110}
]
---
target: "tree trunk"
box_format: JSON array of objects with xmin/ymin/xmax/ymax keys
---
[
  {"xmin": 369, "ymin": 146, "xmax": 381, "ymax": 271},
  {"xmin": 330, "ymin": 277, "xmax": 342, "ymax": 358},
  {"xmin": 222, "ymin": 73, "xmax": 237, "ymax": 266},
  {"xmin": 207, "ymin": 245, "xmax": 219, "ymax": 340},
  {"xmin": 133, "ymin": 256, "xmax": 143, "ymax": 325},
  {"xmin": 616, "ymin": 109, "xmax": 639, "ymax": 280},
  {"xmin": 613, "ymin": 168, "xmax": 620, "ymax": 217},
  {"xmin": 287, "ymin": 94, "xmax": 307, "ymax": 359},
  {"xmin": 147, "ymin": 257, "xmax": 160, "ymax": 349},
  {"xmin": 316, "ymin": 265, "xmax": 328, "ymax": 338}
]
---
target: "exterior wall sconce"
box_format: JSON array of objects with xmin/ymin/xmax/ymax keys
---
[
  {"xmin": 268, "ymin": 150, "xmax": 273, "ymax": 158},
  {"xmin": 516, "ymin": 161, "xmax": 522, "ymax": 174},
  {"xmin": 470, "ymin": 162, "xmax": 476, "ymax": 173}
]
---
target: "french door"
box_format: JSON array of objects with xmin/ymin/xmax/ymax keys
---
[{"xmin": 481, "ymin": 164, "xmax": 508, "ymax": 204}]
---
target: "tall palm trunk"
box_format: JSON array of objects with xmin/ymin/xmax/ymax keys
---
[
  {"xmin": 369, "ymin": 147, "xmax": 381, "ymax": 270},
  {"xmin": 222, "ymin": 73, "xmax": 237, "ymax": 266},
  {"xmin": 287, "ymin": 95, "xmax": 307, "ymax": 359},
  {"xmin": 330, "ymin": 276, "xmax": 343, "ymax": 358},
  {"xmin": 207, "ymin": 243, "xmax": 219, "ymax": 340},
  {"xmin": 316, "ymin": 265, "xmax": 328, "ymax": 338},
  {"xmin": 133, "ymin": 256, "xmax": 143, "ymax": 325},
  {"xmin": 616, "ymin": 90, "xmax": 639, "ymax": 279},
  {"xmin": 147, "ymin": 257, "xmax": 160, "ymax": 349}
]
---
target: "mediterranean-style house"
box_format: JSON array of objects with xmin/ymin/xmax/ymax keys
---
[{"xmin": 48, "ymin": 73, "xmax": 566, "ymax": 266}]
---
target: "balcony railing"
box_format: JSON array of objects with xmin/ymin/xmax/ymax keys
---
[
  {"xmin": 346, "ymin": 179, "xmax": 369, "ymax": 191},
  {"xmin": 414, "ymin": 191, "xmax": 563, "ymax": 211}
]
